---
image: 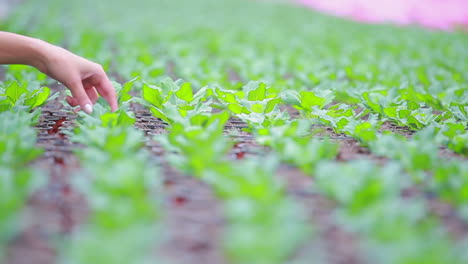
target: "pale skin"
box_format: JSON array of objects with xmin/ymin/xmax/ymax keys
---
[{"xmin": 0, "ymin": 31, "xmax": 118, "ymax": 113}]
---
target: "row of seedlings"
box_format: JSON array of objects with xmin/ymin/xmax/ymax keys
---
[
  {"xmin": 141, "ymin": 78, "xmax": 309, "ymax": 264},
  {"xmin": 0, "ymin": 80, "xmax": 53, "ymax": 260},
  {"xmin": 284, "ymin": 88, "xmax": 468, "ymax": 263},
  {"xmin": 61, "ymin": 81, "xmax": 161, "ymax": 264}
]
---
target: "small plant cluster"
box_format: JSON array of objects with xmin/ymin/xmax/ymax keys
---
[
  {"xmin": 0, "ymin": 81, "xmax": 49, "ymax": 260},
  {"xmin": 141, "ymin": 75, "xmax": 468, "ymax": 262},
  {"xmin": 0, "ymin": 80, "xmax": 55, "ymax": 112},
  {"xmin": 63, "ymin": 82, "xmax": 160, "ymax": 264},
  {"xmin": 147, "ymin": 79, "xmax": 308, "ymax": 264},
  {"xmin": 255, "ymin": 119, "xmax": 339, "ymax": 175},
  {"xmin": 315, "ymin": 160, "xmax": 466, "ymax": 263}
]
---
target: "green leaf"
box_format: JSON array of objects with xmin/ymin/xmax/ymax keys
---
[
  {"xmin": 354, "ymin": 122, "xmax": 377, "ymax": 142},
  {"xmin": 101, "ymin": 111, "xmax": 135, "ymax": 127},
  {"xmin": 383, "ymin": 107, "xmax": 397, "ymax": 118},
  {"xmin": 247, "ymin": 82, "xmax": 266, "ymax": 101},
  {"xmin": 362, "ymin": 92, "xmax": 381, "ymax": 113},
  {"xmin": 299, "ymin": 91, "xmax": 327, "ymax": 109},
  {"xmin": 398, "ymin": 109, "xmax": 411, "ymax": 119},
  {"xmin": 5, "ymin": 82, "xmax": 27, "ymax": 104},
  {"xmin": 216, "ymin": 88, "xmax": 237, "ymax": 103},
  {"xmin": 336, "ymin": 117, "xmax": 349, "ymax": 130},
  {"xmin": 251, "ymin": 103, "xmax": 264, "ymax": 113},
  {"xmin": 142, "ymin": 83, "xmax": 163, "ymax": 108},
  {"xmin": 264, "ymin": 98, "xmax": 281, "ymax": 114},
  {"xmin": 119, "ymin": 77, "xmax": 140, "ymax": 103},
  {"xmin": 175, "ymin": 83, "xmax": 194, "ymax": 102},
  {"xmin": 228, "ymin": 103, "xmax": 246, "ymax": 114},
  {"xmin": 0, "ymin": 101, "xmax": 11, "ymax": 112},
  {"xmin": 149, "ymin": 106, "xmax": 169, "ymax": 123},
  {"xmin": 24, "ymin": 87, "xmax": 50, "ymax": 108}
]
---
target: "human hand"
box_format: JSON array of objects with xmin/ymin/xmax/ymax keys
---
[
  {"xmin": 0, "ymin": 32, "xmax": 117, "ymax": 113},
  {"xmin": 36, "ymin": 44, "xmax": 118, "ymax": 114}
]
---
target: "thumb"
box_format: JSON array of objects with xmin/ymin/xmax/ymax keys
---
[{"xmin": 68, "ymin": 80, "xmax": 93, "ymax": 114}]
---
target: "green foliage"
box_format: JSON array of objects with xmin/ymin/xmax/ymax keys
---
[
  {"xmin": 315, "ymin": 161, "xmax": 408, "ymax": 214},
  {"xmin": 0, "ymin": 81, "xmax": 55, "ymax": 111},
  {"xmin": 315, "ymin": 160, "xmax": 461, "ymax": 264},
  {"xmin": 64, "ymin": 225, "xmax": 156, "ymax": 264},
  {"xmin": 369, "ymin": 127, "xmax": 441, "ymax": 179},
  {"xmin": 67, "ymin": 104, "xmax": 142, "ymax": 159},
  {"xmin": 4, "ymin": 65, "xmax": 48, "ymax": 83},
  {"xmin": 216, "ymin": 81, "xmax": 289, "ymax": 129},
  {"xmin": 203, "ymin": 158, "xmax": 308, "ymax": 264},
  {"xmin": 142, "ymin": 77, "xmax": 212, "ymax": 125},
  {"xmin": 0, "ymin": 111, "xmax": 45, "ymax": 257},
  {"xmin": 4, "ymin": 0, "xmax": 468, "ymax": 262},
  {"xmin": 157, "ymin": 109, "xmax": 308, "ymax": 264},
  {"xmin": 157, "ymin": 111, "xmax": 231, "ymax": 176},
  {"xmin": 440, "ymin": 123, "xmax": 468, "ymax": 156},
  {"xmin": 256, "ymin": 120, "xmax": 338, "ymax": 174},
  {"xmin": 75, "ymin": 152, "xmax": 159, "ymax": 229},
  {"xmin": 65, "ymin": 99, "xmax": 159, "ymax": 264},
  {"xmin": 113, "ymin": 76, "xmax": 140, "ymax": 104},
  {"xmin": 291, "ymin": 90, "xmax": 335, "ymax": 115},
  {"xmin": 0, "ymin": 111, "xmax": 43, "ymax": 168}
]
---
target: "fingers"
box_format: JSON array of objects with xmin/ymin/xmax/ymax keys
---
[
  {"xmin": 95, "ymin": 77, "xmax": 118, "ymax": 112},
  {"xmin": 67, "ymin": 78, "xmax": 115, "ymax": 113},
  {"xmin": 66, "ymin": 86, "xmax": 97, "ymax": 110},
  {"xmin": 84, "ymin": 83, "xmax": 99, "ymax": 104},
  {"xmin": 65, "ymin": 63, "xmax": 118, "ymax": 113},
  {"xmin": 84, "ymin": 67, "xmax": 118, "ymax": 112},
  {"xmin": 69, "ymin": 84, "xmax": 98, "ymax": 105},
  {"xmin": 68, "ymin": 80, "xmax": 93, "ymax": 114}
]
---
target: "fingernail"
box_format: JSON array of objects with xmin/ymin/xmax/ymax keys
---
[{"xmin": 84, "ymin": 104, "xmax": 93, "ymax": 114}]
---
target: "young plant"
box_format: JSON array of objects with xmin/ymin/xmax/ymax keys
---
[
  {"xmin": 361, "ymin": 90, "xmax": 439, "ymax": 130},
  {"xmin": 63, "ymin": 150, "xmax": 160, "ymax": 264},
  {"xmin": 156, "ymin": 111, "xmax": 231, "ymax": 176},
  {"xmin": 369, "ymin": 127, "xmax": 441, "ymax": 180},
  {"xmin": 0, "ymin": 81, "xmax": 56, "ymax": 112},
  {"xmin": 202, "ymin": 158, "xmax": 308, "ymax": 264},
  {"xmin": 315, "ymin": 160, "xmax": 462, "ymax": 264},
  {"xmin": 64, "ymin": 101, "xmax": 160, "ymax": 264},
  {"xmin": 255, "ymin": 120, "xmax": 338, "ymax": 174},
  {"xmin": 283, "ymin": 89, "xmax": 334, "ymax": 118},
  {"xmin": 311, "ymin": 103, "xmax": 381, "ymax": 144},
  {"xmin": 439, "ymin": 122, "xmax": 468, "ymax": 156},
  {"xmin": 142, "ymin": 77, "xmax": 212, "ymax": 125},
  {"xmin": 215, "ymin": 81, "xmax": 289, "ymax": 129}
]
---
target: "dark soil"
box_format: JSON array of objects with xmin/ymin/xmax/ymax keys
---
[{"xmin": 380, "ymin": 121, "xmax": 415, "ymax": 137}]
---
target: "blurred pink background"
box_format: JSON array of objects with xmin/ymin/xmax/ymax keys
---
[{"xmin": 298, "ymin": 0, "xmax": 468, "ymax": 30}]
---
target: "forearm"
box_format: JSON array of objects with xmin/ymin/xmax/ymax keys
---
[{"xmin": 0, "ymin": 31, "xmax": 51, "ymax": 71}]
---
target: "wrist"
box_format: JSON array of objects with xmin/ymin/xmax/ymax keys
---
[{"xmin": 25, "ymin": 38, "xmax": 54, "ymax": 73}]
